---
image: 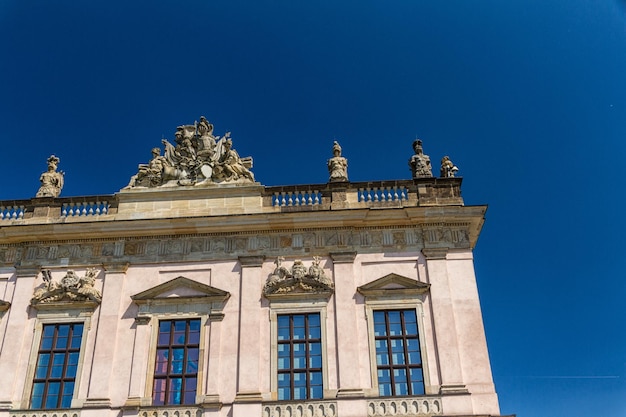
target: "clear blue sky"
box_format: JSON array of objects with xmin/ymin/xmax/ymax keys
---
[{"xmin": 1, "ymin": 1, "xmax": 625, "ymax": 415}]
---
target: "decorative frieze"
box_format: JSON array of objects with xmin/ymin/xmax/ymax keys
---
[{"xmin": 0, "ymin": 223, "xmax": 472, "ymax": 268}]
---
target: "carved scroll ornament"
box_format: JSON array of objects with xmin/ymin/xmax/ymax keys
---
[
  {"xmin": 263, "ymin": 256, "xmax": 334, "ymax": 297},
  {"xmin": 31, "ymin": 269, "xmax": 102, "ymax": 304}
]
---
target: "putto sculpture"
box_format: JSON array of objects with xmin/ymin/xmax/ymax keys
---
[
  {"xmin": 31, "ymin": 269, "xmax": 102, "ymax": 304},
  {"xmin": 127, "ymin": 116, "xmax": 255, "ymax": 188},
  {"xmin": 409, "ymin": 139, "xmax": 433, "ymax": 178},
  {"xmin": 36, "ymin": 155, "xmax": 64, "ymax": 197},
  {"xmin": 327, "ymin": 141, "xmax": 348, "ymax": 182},
  {"xmin": 263, "ymin": 256, "xmax": 334, "ymax": 296},
  {"xmin": 440, "ymin": 155, "xmax": 459, "ymax": 178}
]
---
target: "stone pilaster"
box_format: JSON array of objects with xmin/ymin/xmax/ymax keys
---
[
  {"xmin": 84, "ymin": 262, "xmax": 129, "ymax": 408},
  {"xmin": 234, "ymin": 256, "xmax": 265, "ymax": 405},
  {"xmin": 0, "ymin": 267, "xmax": 38, "ymax": 410},
  {"xmin": 202, "ymin": 313, "xmax": 224, "ymax": 407},
  {"xmin": 421, "ymin": 249, "xmax": 468, "ymax": 394},
  {"xmin": 125, "ymin": 316, "xmax": 152, "ymax": 408},
  {"xmin": 330, "ymin": 252, "xmax": 365, "ymax": 398}
]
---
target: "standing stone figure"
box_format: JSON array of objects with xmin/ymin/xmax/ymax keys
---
[
  {"xmin": 440, "ymin": 156, "xmax": 459, "ymax": 178},
  {"xmin": 408, "ymin": 139, "xmax": 433, "ymax": 178},
  {"xmin": 327, "ymin": 141, "xmax": 348, "ymax": 182},
  {"xmin": 36, "ymin": 155, "xmax": 64, "ymax": 197}
]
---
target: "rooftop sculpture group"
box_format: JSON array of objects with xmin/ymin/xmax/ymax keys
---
[
  {"xmin": 409, "ymin": 140, "xmax": 459, "ymax": 179},
  {"xmin": 30, "ymin": 117, "xmax": 461, "ymax": 195},
  {"xmin": 127, "ymin": 116, "xmax": 255, "ymax": 188}
]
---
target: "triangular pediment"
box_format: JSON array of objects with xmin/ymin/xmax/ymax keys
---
[
  {"xmin": 132, "ymin": 276, "xmax": 230, "ymax": 304},
  {"xmin": 357, "ymin": 273, "xmax": 429, "ymax": 298}
]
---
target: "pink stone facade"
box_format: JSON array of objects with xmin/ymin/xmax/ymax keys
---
[{"xmin": 0, "ymin": 179, "xmax": 507, "ymax": 417}]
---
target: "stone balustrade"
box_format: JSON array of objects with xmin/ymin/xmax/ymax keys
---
[
  {"xmin": 61, "ymin": 201, "xmax": 110, "ymax": 217},
  {"xmin": 0, "ymin": 205, "xmax": 26, "ymax": 220},
  {"xmin": 263, "ymin": 400, "xmax": 337, "ymax": 417},
  {"xmin": 358, "ymin": 186, "xmax": 409, "ymax": 202},
  {"xmin": 272, "ymin": 190, "xmax": 323, "ymax": 207},
  {"xmin": 0, "ymin": 178, "xmax": 462, "ymax": 226},
  {"xmin": 367, "ymin": 397, "xmax": 443, "ymax": 416}
]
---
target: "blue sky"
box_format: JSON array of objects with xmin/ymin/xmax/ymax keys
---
[{"xmin": 1, "ymin": 1, "xmax": 626, "ymax": 415}]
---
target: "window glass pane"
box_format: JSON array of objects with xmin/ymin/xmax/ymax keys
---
[
  {"xmin": 186, "ymin": 348, "xmax": 199, "ymax": 373},
  {"xmin": 373, "ymin": 311, "xmax": 386, "ymax": 336},
  {"xmin": 278, "ymin": 372, "xmax": 291, "ymax": 399},
  {"xmin": 309, "ymin": 342, "xmax": 321, "ymax": 355},
  {"xmin": 155, "ymin": 349, "xmax": 169, "ymax": 375},
  {"xmin": 188, "ymin": 320, "xmax": 201, "ymax": 344},
  {"xmin": 405, "ymin": 323, "xmax": 418, "ymax": 335},
  {"xmin": 310, "ymin": 371, "xmax": 322, "ymax": 386},
  {"xmin": 45, "ymin": 382, "xmax": 60, "ymax": 408},
  {"xmin": 184, "ymin": 377, "xmax": 197, "ymax": 404},
  {"xmin": 293, "ymin": 387, "xmax": 306, "ymax": 400},
  {"xmin": 376, "ymin": 340, "xmax": 389, "ymax": 365},
  {"xmin": 35, "ymin": 354, "xmax": 50, "ymax": 378},
  {"xmin": 31, "ymin": 383, "xmax": 45, "ymax": 409},
  {"xmin": 393, "ymin": 369, "xmax": 408, "ymax": 395},
  {"xmin": 61, "ymin": 382, "xmax": 75, "ymax": 408},
  {"xmin": 308, "ymin": 324, "xmax": 321, "ymax": 339},
  {"xmin": 66, "ymin": 352, "xmax": 79, "ymax": 378},
  {"xmin": 41, "ymin": 326, "xmax": 55, "ymax": 350},
  {"xmin": 277, "ymin": 316, "xmax": 290, "ymax": 341},
  {"xmin": 307, "ymin": 313, "xmax": 320, "ymax": 326},
  {"xmin": 168, "ymin": 378, "xmax": 183, "ymax": 405},
  {"xmin": 173, "ymin": 321, "xmax": 186, "ymax": 344},
  {"xmin": 57, "ymin": 325, "xmax": 70, "ymax": 337},
  {"xmin": 170, "ymin": 348, "xmax": 184, "ymax": 374},
  {"xmin": 309, "ymin": 354, "xmax": 322, "ymax": 368},
  {"xmin": 408, "ymin": 351, "xmax": 422, "ymax": 365},
  {"xmin": 403, "ymin": 310, "xmax": 417, "ymax": 323},
  {"xmin": 153, "ymin": 379, "xmax": 166, "ymax": 405},
  {"xmin": 50, "ymin": 353, "xmax": 65, "ymax": 378},
  {"xmin": 310, "ymin": 385, "xmax": 323, "ymax": 399},
  {"xmin": 378, "ymin": 369, "xmax": 392, "ymax": 396},
  {"xmin": 158, "ymin": 322, "xmax": 171, "ymax": 346}
]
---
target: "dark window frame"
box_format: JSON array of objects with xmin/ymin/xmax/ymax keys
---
[
  {"xmin": 373, "ymin": 309, "xmax": 424, "ymax": 396},
  {"xmin": 31, "ymin": 323, "xmax": 84, "ymax": 409},
  {"xmin": 152, "ymin": 318, "xmax": 201, "ymax": 406},
  {"xmin": 277, "ymin": 313, "xmax": 323, "ymax": 400}
]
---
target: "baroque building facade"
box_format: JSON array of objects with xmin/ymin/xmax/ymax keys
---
[{"xmin": 0, "ymin": 117, "xmax": 511, "ymax": 417}]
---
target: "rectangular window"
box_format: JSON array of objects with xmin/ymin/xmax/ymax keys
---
[
  {"xmin": 373, "ymin": 310, "xmax": 424, "ymax": 396},
  {"xmin": 153, "ymin": 319, "xmax": 201, "ymax": 405},
  {"xmin": 277, "ymin": 313, "xmax": 323, "ymax": 400},
  {"xmin": 31, "ymin": 323, "xmax": 83, "ymax": 409}
]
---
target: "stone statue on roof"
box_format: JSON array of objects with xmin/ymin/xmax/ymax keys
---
[
  {"xmin": 327, "ymin": 141, "xmax": 348, "ymax": 182},
  {"xmin": 440, "ymin": 155, "xmax": 459, "ymax": 178},
  {"xmin": 409, "ymin": 139, "xmax": 433, "ymax": 178},
  {"xmin": 125, "ymin": 116, "xmax": 255, "ymax": 189},
  {"xmin": 36, "ymin": 155, "xmax": 64, "ymax": 197}
]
